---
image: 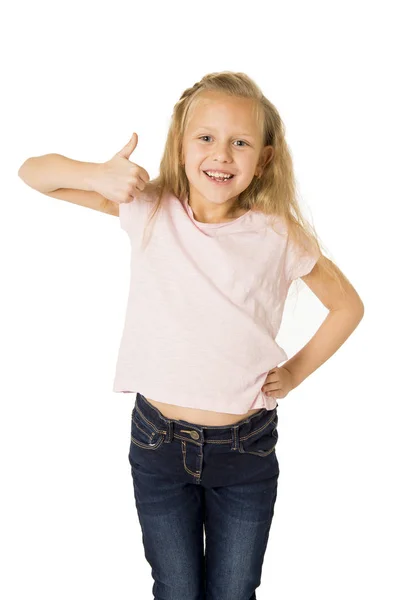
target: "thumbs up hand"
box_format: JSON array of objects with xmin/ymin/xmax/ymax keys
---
[{"xmin": 92, "ymin": 132, "xmax": 151, "ymax": 204}]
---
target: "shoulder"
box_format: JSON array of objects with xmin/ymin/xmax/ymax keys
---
[
  {"xmin": 119, "ymin": 183, "xmax": 161, "ymax": 234},
  {"xmin": 265, "ymin": 214, "xmax": 321, "ymax": 281}
]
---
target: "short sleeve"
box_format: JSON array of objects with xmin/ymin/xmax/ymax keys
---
[
  {"xmin": 119, "ymin": 199, "xmax": 141, "ymax": 235},
  {"xmin": 118, "ymin": 189, "xmax": 156, "ymax": 237},
  {"xmin": 285, "ymin": 232, "xmax": 321, "ymax": 281}
]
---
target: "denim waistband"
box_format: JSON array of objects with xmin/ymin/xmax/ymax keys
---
[{"xmin": 135, "ymin": 392, "xmax": 278, "ymax": 445}]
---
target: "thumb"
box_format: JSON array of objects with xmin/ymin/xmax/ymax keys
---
[{"xmin": 117, "ymin": 132, "xmax": 138, "ymax": 160}]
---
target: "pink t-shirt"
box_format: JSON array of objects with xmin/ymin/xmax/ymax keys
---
[{"xmin": 113, "ymin": 188, "xmax": 320, "ymax": 414}]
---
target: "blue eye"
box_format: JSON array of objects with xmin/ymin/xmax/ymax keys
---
[{"xmin": 199, "ymin": 136, "xmax": 248, "ymax": 147}]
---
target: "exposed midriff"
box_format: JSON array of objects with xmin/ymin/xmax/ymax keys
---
[{"xmin": 145, "ymin": 396, "xmax": 263, "ymax": 426}]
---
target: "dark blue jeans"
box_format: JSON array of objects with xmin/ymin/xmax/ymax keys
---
[{"xmin": 128, "ymin": 392, "xmax": 280, "ymax": 600}]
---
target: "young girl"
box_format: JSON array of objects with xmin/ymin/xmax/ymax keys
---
[{"xmin": 18, "ymin": 71, "xmax": 364, "ymax": 600}]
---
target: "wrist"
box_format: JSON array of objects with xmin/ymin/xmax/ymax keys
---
[{"xmin": 84, "ymin": 162, "xmax": 103, "ymax": 192}]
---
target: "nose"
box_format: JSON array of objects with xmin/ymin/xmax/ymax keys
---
[{"xmin": 211, "ymin": 142, "xmax": 233, "ymax": 163}]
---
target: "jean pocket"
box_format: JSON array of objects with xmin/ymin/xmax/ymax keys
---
[
  {"xmin": 130, "ymin": 406, "xmax": 165, "ymax": 450},
  {"xmin": 239, "ymin": 412, "xmax": 278, "ymax": 458}
]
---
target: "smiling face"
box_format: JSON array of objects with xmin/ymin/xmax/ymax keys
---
[{"xmin": 181, "ymin": 91, "xmax": 273, "ymax": 222}]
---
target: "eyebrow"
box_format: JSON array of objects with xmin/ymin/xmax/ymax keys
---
[{"xmin": 192, "ymin": 127, "xmax": 256, "ymax": 139}]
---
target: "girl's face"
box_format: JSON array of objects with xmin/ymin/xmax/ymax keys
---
[{"xmin": 181, "ymin": 91, "xmax": 273, "ymax": 216}]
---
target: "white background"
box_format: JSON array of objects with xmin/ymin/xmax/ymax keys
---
[{"xmin": 2, "ymin": 0, "xmax": 398, "ymax": 598}]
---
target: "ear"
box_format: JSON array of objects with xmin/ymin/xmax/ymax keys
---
[{"xmin": 256, "ymin": 146, "xmax": 274, "ymax": 176}]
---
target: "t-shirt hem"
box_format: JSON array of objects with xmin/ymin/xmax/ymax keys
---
[{"xmin": 113, "ymin": 383, "xmax": 277, "ymax": 415}]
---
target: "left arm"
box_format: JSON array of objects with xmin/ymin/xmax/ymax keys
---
[{"xmin": 282, "ymin": 257, "xmax": 364, "ymax": 389}]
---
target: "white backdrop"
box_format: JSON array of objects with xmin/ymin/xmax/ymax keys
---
[{"xmin": 2, "ymin": 0, "xmax": 398, "ymax": 598}]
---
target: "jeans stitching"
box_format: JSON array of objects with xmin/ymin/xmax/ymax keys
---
[
  {"xmin": 132, "ymin": 413, "xmax": 155, "ymax": 442},
  {"xmin": 135, "ymin": 399, "xmax": 277, "ymax": 446},
  {"xmin": 181, "ymin": 440, "xmax": 201, "ymax": 476},
  {"xmin": 130, "ymin": 434, "xmax": 165, "ymax": 450}
]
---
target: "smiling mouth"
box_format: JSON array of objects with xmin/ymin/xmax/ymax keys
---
[{"xmin": 203, "ymin": 171, "xmax": 235, "ymax": 182}]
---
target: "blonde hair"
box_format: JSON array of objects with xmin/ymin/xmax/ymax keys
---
[{"xmin": 142, "ymin": 70, "xmax": 349, "ymax": 296}]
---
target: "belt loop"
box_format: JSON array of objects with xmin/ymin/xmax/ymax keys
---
[
  {"xmin": 166, "ymin": 420, "xmax": 174, "ymax": 443},
  {"xmin": 231, "ymin": 424, "xmax": 239, "ymax": 451}
]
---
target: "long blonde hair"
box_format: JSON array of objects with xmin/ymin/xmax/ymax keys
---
[{"xmin": 142, "ymin": 70, "xmax": 348, "ymax": 296}]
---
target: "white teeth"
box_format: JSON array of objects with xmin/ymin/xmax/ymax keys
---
[{"xmin": 205, "ymin": 171, "xmax": 233, "ymax": 180}]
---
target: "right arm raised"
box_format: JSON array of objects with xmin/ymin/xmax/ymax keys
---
[{"xmin": 17, "ymin": 154, "xmax": 118, "ymax": 216}]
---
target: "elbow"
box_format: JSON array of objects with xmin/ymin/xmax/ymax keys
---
[
  {"xmin": 17, "ymin": 161, "xmax": 26, "ymax": 180},
  {"xmin": 18, "ymin": 158, "xmax": 32, "ymax": 183},
  {"xmin": 352, "ymin": 293, "xmax": 365, "ymax": 318},
  {"xmin": 345, "ymin": 287, "xmax": 365, "ymax": 319},
  {"xmin": 339, "ymin": 299, "xmax": 365, "ymax": 323},
  {"xmin": 358, "ymin": 300, "xmax": 365, "ymax": 320},
  {"xmin": 331, "ymin": 296, "xmax": 364, "ymax": 320}
]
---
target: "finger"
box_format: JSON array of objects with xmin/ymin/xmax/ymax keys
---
[
  {"xmin": 117, "ymin": 132, "xmax": 138, "ymax": 159},
  {"xmin": 262, "ymin": 384, "xmax": 280, "ymax": 393},
  {"xmin": 138, "ymin": 174, "xmax": 150, "ymax": 189},
  {"xmin": 265, "ymin": 389, "xmax": 280, "ymax": 398},
  {"xmin": 141, "ymin": 175, "xmax": 150, "ymax": 188},
  {"xmin": 126, "ymin": 181, "xmax": 145, "ymax": 201},
  {"xmin": 263, "ymin": 377, "xmax": 278, "ymax": 387},
  {"xmin": 139, "ymin": 168, "xmax": 151, "ymax": 184},
  {"xmin": 132, "ymin": 176, "xmax": 146, "ymax": 192}
]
